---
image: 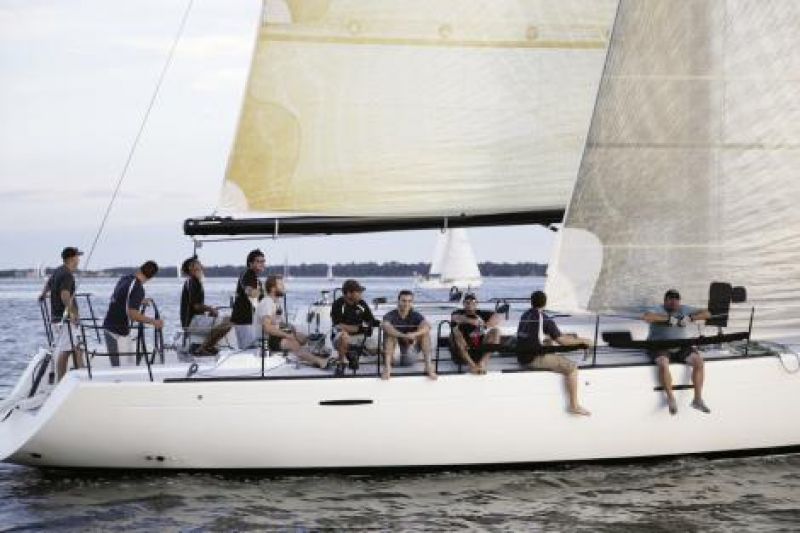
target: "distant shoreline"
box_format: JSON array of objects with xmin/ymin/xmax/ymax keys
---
[{"xmin": 1, "ymin": 261, "xmax": 547, "ymax": 279}]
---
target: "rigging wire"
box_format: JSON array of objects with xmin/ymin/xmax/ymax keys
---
[
  {"xmin": 44, "ymin": 1, "xmax": 195, "ymax": 364},
  {"xmin": 83, "ymin": 0, "xmax": 195, "ymax": 271}
]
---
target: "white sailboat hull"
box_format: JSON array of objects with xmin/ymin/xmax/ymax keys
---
[
  {"xmin": 2, "ymin": 355, "xmax": 799, "ymax": 469},
  {"xmin": 415, "ymin": 277, "xmax": 483, "ymax": 291}
]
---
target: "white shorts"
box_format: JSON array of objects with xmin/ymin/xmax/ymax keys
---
[
  {"xmin": 52, "ymin": 323, "xmax": 79, "ymax": 354},
  {"xmin": 234, "ymin": 324, "xmax": 259, "ymax": 350},
  {"xmin": 104, "ymin": 331, "xmax": 137, "ymax": 367}
]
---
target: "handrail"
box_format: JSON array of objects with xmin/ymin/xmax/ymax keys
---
[
  {"xmin": 77, "ymin": 321, "xmax": 163, "ymax": 382},
  {"xmin": 435, "ymin": 319, "xmax": 452, "ymax": 374}
]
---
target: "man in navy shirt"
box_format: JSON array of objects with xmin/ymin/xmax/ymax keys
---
[
  {"xmin": 102, "ymin": 261, "xmax": 163, "ymax": 366},
  {"xmin": 517, "ymin": 291, "xmax": 591, "ymax": 416},
  {"xmin": 381, "ymin": 290, "xmax": 437, "ymax": 381}
]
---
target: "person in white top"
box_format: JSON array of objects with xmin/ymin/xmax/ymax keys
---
[{"xmin": 257, "ymin": 276, "xmax": 331, "ymax": 369}]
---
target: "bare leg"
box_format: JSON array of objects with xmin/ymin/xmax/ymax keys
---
[
  {"xmin": 688, "ymin": 351, "xmax": 704, "ymax": 401},
  {"xmin": 56, "ymin": 351, "xmax": 69, "ymax": 381},
  {"xmin": 477, "ymin": 328, "xmax": 501, "ymax": 372},
  {"xmin": 656, "ymin": 354, "xmax": 677, "ymax": 415},
  {"xmin": 565, "ymin": 368, "xmax": 590, "ymax": 416},
  {"xmin": 335, "ymin": 331, "xmax": 350, "ymax": 364},
  {"xmin": 382, "ymin": 336, "xmax": 397, "ymax": 380},
  {"xmin": 452, "ymin": 329, "xmax": 480, "ymax": 374},
  {"xmin": 687, "ymin": 351, "xmax": 710, "ymax": 413},
  {"xmin": 200, "ymin": 319, "xmax": 231, "ymax": 352},
  {"xmin": 418, "ymin": 334, "xmax": 437, "ymax": 380},
  {"xmin": 282, "ymin": 338, "xmax": 328, "ymax": 368},
  {"xmin": 56, "ymin": 349, "xmax": 84, "ymax": 381}
]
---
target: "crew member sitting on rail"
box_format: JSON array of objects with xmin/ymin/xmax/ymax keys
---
[
  {"xmin": 643, "ymin": 289, "xmax": 711, "ymax": 415},
  {"xmin": 257, "ymin": 275, "xmax": 331, "ymax": 369},
  {"xmin": 450, "ymin": 293, "xmax": 501, "ymax": 374},
  {"xmin": 331, "ymin": 279, "xmax": 378, "ymax": 376},
  {"xmin": 517, "ymin": 290, "xmax": 591, "ymax": 416},
  {"xmin": 180, "ymin": 256, "xmax": 231, "ymax": 356},
  {"xmin": 102, "ymin": 261, "xmax": 163, "ymax": 367},
  {"xmin": 381, "ymin": 290, "xmax": 437, "ymax": 381}
]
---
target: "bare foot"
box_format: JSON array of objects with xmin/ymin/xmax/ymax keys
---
[
  {"xmin": 568, "ymin": 405, "xmax": 591, "ymax": 416},
  {"xmin": 426, "ymin": 371, "xmax": 438, "ymax": 381},
  {"xmin": 381, "ymin": 369, "xmax": 390, "ymax": 381}
]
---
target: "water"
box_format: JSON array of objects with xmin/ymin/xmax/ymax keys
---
[{"xmin": 1, "ymin": 277, "xmax": 798, "ymax": 531}]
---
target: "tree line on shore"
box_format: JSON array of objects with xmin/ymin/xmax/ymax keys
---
[{"xmin": 1, "ymin": 261, "xmax": 547, "ymax": 278}]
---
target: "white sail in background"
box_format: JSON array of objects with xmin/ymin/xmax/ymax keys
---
[
  {"xmin": 428, "ymin": 231, "xmax": 449, "ymax": 277},
  {"xmin": 218, "ymin": 0, "xmax": 617, "ymax": 218},
  {"xmin": 326, "ymin": 264, "xmax": 334, "ymax": 281},
  {"xmin": 439, "ymin": 228, "xmax": 482, "ymax": 287},
  {"xmin": 546, "ymin": 0, "xmax": 800, "ymax": 341}
]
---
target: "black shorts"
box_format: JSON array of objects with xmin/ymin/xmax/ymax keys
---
[
  {"xmin": 648, "ymin": 346, "xmax": 694, "ymax": 364},
  {"xmin": 267, "ymin": 335, "xmax": 284, "ymax": 352}
]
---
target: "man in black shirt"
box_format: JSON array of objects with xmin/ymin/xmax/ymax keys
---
[
  {"xmin": 231, "ymin": 249, "xmax": 266, "ymax": 349},
  {"xmin": 180, "ymin": 257, "xmax": 231, "ymax": 355},
  {"xmin": 381, "ymin": 290, "xmax": 436, "ymax": 380},
  {"xmin": 450, "ymin": 294, "xmax": 501, "ymax": 374},
  {"xmin": 102, "ymin": 261, "xmax": 163, "ymax": 367},
  {"xmin": 331, "ymin": 279, "xmax": 378, "ymax": 374},
  {"xmin": 38, "ymin": 246, "xmax": 85, "ymax": 380},
  {"xmin": 517, "ymin": 291, "xmax": 591, "ymax": 416}
]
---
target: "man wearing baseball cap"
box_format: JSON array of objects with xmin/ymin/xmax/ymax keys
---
[
  {"xmin": 330, "ymin": 279, "xmax": 378, "ymax": 376},
  {"xmin": 37, "ymin": 246, "xmax": 84, "ymax": 380},
  {"xmin": 643, "ymin": 289, "xmax": 712, "ymax": 415}
]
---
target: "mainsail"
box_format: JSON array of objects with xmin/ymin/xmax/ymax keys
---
[
  {"xmin": 546, "ymin": 0, "xmax": 800, "ymax": 340},
  {"xmin": 187, "ymin": 0, "xmax": 617, "ymax": 236}
]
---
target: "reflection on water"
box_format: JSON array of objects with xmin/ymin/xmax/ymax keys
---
[{"xmin": 1, "ymin": 278, "xmax": 798, "ymax": 531}]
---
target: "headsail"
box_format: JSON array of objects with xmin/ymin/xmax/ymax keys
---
[
  {"xmin": 428, "ymin": 231, "xmax": 449, "ymax": 277},
  {"xmin": 187, "ymin": 0, "xmax": 617, "ymax": 236},
  {"xmin": 439, "ymin": 228, "xmax": 482, "ymax": 287},
  {"xmin": 546, "ymin": 0, "xmax": 800, "ymax": 340}
]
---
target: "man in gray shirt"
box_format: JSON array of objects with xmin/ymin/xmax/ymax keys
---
[{"xmin": 643, "ymin": 289, "xmax": 711, "ymax": 415}]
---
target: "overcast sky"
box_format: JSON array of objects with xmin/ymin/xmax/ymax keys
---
[{"xmin": 0, "ymin": 0, "xmax": 555, "ymax": 270}]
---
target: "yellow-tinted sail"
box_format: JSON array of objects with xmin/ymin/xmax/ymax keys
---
[{"xmin": 219, "ymin": 0, "xmax": 617, "ymax": 217}]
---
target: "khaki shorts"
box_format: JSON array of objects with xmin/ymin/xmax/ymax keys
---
[
  {"xmin": 333, "ymin": 331, "xmax": 378, "ymax": 351},
  {"xmin": 527, "ymin": 354, "xmax": 576, "ymax": 374}
]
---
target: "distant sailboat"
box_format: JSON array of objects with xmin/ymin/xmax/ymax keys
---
[
  {"xmin": 326, "ymin": 264, "xmax": 334, "ymax": 282},
  {"xmin": 282, "ymin": 255, "xmax": 291, "ymax": 280},
  {"xmin": 415, "ymin": 228, "xmax": 482, "ymax": 290}
]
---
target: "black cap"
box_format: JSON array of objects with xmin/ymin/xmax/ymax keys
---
[
  {"xmin": 342, "ymin": 279, "xmax": 365, "ymax": 293},
  {"xmin": 664, "ymin": 289, "xmax": 681, "ymax": 300},
  {"xmin": 61, "ymin": 247, "xmax": 83, "ymax": 261}
]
